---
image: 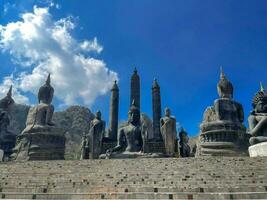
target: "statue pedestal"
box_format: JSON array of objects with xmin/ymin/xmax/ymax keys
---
[
  {"xmin": 249, "ymin": 142, "xmax": 267, "ymax": 157},
  {"xmin": 12, "ymin": 127, "xmax": 65, "ymax": 161}
]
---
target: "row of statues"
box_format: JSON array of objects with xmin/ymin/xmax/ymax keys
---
[
  {"xmin": 80, "ymin": 102, "xmax": 190, "ymax": 159},
  {"xmin": 0, "ymin": 67, "xmax": 266, "ymax": 160}
]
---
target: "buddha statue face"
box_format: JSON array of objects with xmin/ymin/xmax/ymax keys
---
[
  {"xmin": 252, "ymin": 84, "xmax": 267, "ymax": 114},
  {"xmin": 128, "ymin": 107, "xmax": 140, "ymax": 126},
  {"xmin": 165, "ymin": 108, "xmax": 171, "ymax": 117},
  {"xmin": 95, "ymin": 111, "xmax": 102, "ymax": 120},
  {"xmin": 255, "ymin": 100, "xmax": 267, "ymax": 114}
]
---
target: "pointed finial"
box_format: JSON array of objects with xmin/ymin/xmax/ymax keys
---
[
  {"xmin": 46, "ymin": 73, "xmax": 51, "ymax": 85},
  {"xmin": 220, "ymin": 66, "xmax": 226, "ymax": 79},
  {"xmin": 134, "ymin": 67, "xmax": 137, "ymax": 74},
  {"xmin": 7, "ymin": 85, "xmax": 12, "ymax": 97},
  {"xmin": 152, "ymin": 78, "xmax": 160, "ymax": 88},
  {"xmin": 114, "ymin": 80, "xmax": 117, "ymax": 84},
  {"xmin": 260, "ymin": 82, "xmax": 265, "ymax": 92}
]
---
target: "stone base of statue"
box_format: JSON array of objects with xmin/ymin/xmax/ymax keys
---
[
  {"xmin": 11, "ymin": 126, "xmax": 65, "ymax": 161},
  {"xmin": 0, "ymin": 134, "xmax": 16, "ymax": 160},
  {"xmin": 249, "ymin": 142, "xmax": 267, "ymax": 157},
  {"xmin": 99, "ymin": 151, "xmax": 166, "ymax": 159},
  {"xmin": 196, "ymin": 121, "xmax": 248, "ymax": 157}
]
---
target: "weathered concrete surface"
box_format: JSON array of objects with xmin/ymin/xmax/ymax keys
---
[
  {"xmin": 0, "ymin": 157, "xmax": 267, "ymax": 199},
  {"xmin": 249, "ymin": 142, "xmax": 267, "ymax": 157}
]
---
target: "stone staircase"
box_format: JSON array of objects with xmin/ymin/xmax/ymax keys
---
[{"xmin": 0, "ymin": 157, "xmax": 267, "ymax": 199}]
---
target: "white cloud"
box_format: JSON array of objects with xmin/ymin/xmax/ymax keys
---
[
  {"xmin": 0, "ymin": 6, "xmax": 118, "ymax": 106},
  {"xmin": 80, "ymin": 38, "xmax": 103, "ymax": 53}
]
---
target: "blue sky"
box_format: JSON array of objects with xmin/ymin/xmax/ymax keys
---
[{"xmin": 0, "ymin": 0, "xmax": 267, "ymax": 136}]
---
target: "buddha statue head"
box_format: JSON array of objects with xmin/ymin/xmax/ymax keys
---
[
  {"xmin": 217, "ymin": 67, "xmax": 233, "ymax": 99},
  {"xmin": 252, "ymin": 83, "xmax": 267, "ymax": 114},
  {"xmin": 128, "ymin": 100, "xmax": 140, "ymax": 126},
  {"xmin": 0, "ymin": 86, "xmax": 15, "ymax": 110},
  {"xmin": 38, "ymin": 74, "xmax": 54, "ymax": 104},
  {"xmin": 95, "ymin": 110, "xmax": 102, "ymax": 120},
  {"xmin": 165, "ymin": 107, "xmax": 171, "ymax": 118}
]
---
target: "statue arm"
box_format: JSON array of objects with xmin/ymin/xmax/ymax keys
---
[{"xmin": 110, "ymin": 129, "xmax": 124, "ymax": 152}]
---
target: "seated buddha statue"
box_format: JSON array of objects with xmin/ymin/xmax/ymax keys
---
[
  {"xmin": 22, "ymin": 74, "xmax": 55, "ymax": 134},
  {"xmin": 106, "ymin": 101, "xmax": 143, "ymax": 158},
  {"xmin": 248, "ymin": 83, "xmax": 267, "ymax": 145},
  {"xmin": 197, "ymin": 68, "xmax": 247, "ymax": 156},
  {"xmin": 11, "ymin": 74, "xmax": 65, "ymax": 161}
]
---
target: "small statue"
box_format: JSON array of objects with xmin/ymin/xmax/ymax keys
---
[
  {"xmin": 88, "ymin": 111, "xmax": 105, "ymax": 159},
  {"xmin": 179, "ymin": 128, "xmax": 191, "ymax": 157},
  {"xmin": 160, "ymin": 108, "xmax": 177, "ymax": 156},
  {"xmin": 248, "ymin": 83, "xmax": 267, "ymax": 145},
  {"xmin": 106, "ymin": 100, "xmax": 143, "ymax": 157},
  {"xmin": 80, "ymin": 133, "xmax": 88, "ymax": 160}
]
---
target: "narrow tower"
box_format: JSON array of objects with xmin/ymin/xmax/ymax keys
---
[
  {"xmin": 152, "ymin": 79, "xmax": 162, "ymax": 140},
  {"xmin": 108, "ymin": 80, "xmax": 119, "ymax": 141},
  {"xmin": 130, "ymin": 67, "xmax": 140, "ymax": 111}
]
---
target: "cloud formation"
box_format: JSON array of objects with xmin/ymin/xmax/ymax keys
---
[{"xmin": 0, "ymin": 6, "xmax": 118, "ymax": 106}]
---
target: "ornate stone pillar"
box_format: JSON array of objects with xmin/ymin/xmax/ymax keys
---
[
  {"xmin": 130, "ymin": 68, "xmax": 140, "ymax": 111},
  {"xmin": 152, "ymin": 79, "xmax": 162, "ymax": 140},
  {"xmin": 108, "ymin": 80, "xmax": 119, "ymax": 141}
]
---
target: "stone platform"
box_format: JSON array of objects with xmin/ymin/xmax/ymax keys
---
[
  {"xmin": 0, "ymin": 157, "xmax": 267, "ymax": 199},
  {"xmin": 12, "ymin": 127, "xmax": 65, "ymax": 161},
  {"xmin": 249, "ymin": 142, "xmax": 267, "ymax": 157}
]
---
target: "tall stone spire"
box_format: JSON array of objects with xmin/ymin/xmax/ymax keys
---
[
  {"xmin": 108, "ymin": 80, "xmax": 119, "ymax": 141},
  {"xmin": 152, "ymin": 78, "xmax": 162, "ymax": 140},
  {"xmin": 130, "ymin": 67, "xmax": 140, "ymax": 111}
]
